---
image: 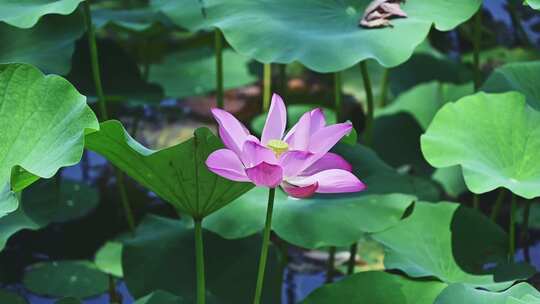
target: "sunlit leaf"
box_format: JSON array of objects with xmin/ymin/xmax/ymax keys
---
[
  {"xmin": 95, "ymin": 241, "xmax": 123, "ymax": 278},
  {"xmin": 0, "ymin": 0, "xmax": 84, "ymax": 29},
  {"xmin": 435, "ymin": 283, "xmax": 540, "ymax": 304}
]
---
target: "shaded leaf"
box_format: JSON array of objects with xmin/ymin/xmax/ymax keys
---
[
  {"xmin": 0, "ymin": 290, "xmax": 27, "ymax": 304},
  {"xmin": 134, "ymin": 290, "xmax": 186, "ymax": 304}
]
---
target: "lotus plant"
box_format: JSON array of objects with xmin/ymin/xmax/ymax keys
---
[{"xmin": 206, "ymin": 94, "xmax": 365, "ymax": 303}]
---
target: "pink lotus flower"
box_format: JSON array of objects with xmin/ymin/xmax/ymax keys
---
[{"xmin": 206, "ymin": 94, "xmax": 366, "ymax": 198}]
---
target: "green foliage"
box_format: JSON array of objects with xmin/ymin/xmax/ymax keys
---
[
  {"xmin": 135, "ymin": 291, "xmax": 187, "ymax": 304},
  {"xmin": 95, "ymin": 241, "xmax": 123, "ymax": 277},
  {"xmin": 0, "ymin": 0, "xmax": 84, "ymax": 29},
  {"xmin": 0, "ymin": 290, "xmax": 27, "ymax": 304},
  {"xmin": 435, "ymin": 283, "xmax": 540, "ymax": 304}
]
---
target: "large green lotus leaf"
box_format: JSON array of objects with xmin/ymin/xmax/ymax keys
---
[
  {"xmin": 23, "ymin": 260, "xmax": 109, "ymax": 298},
  {"xmin": 372, "ymin": 201, "xmax": 530, "ymax": 291},
  {"xmin": 0, "ymin": 179, "xmax": 99, "ymax": 251},
  {"xmin": 302, "ymin": 271, "xmax": 447, "ymax": 304},
  {"xmin": 94, "ymin": 241, "xmax": 123, "ymax": 278},
  {"xmin": 0, "ymin": 290, "xmax": 27, "ymax": 304},
  {"xmin": 67, "ymin": 39, "xmax": 163, "ymax": 103},
  {"xmin": 152, "ymin": 0, "xmax": 481, "ymax": 72},
  {"xmin": 0, "ymin": 0, "xmax": 84, "ymax": 29},
  {"xmin": 421, "ymin": 92, "xmax": 540, "ymax": 199},
  {"xmin": 148, "ymin": 47, "xmax": 257, "ymax": 99},
  {"xmin": 0, "ymin": 63, "xmax": 99, "ymax": 214},
  {"xmin": 435, "ymin": 283, "xmax": 540, "ymax": 304},
  {"xmin": 85, "ymin": 120, "xmax": 253, "ymax": 218},
  {"xmin": 0, "ymin": 12, "xmax": 85, "ymax": 74},
  {"xmin": 122, "ymin": 215, "xmax": 280, "ymax": 303},
  {"xmin": 525, "ymin": 0, "xmax": 540, "ymax": 10},
  {"xmin": 92, "ymin": 7, "xmax": 168, "ymax": 33},
  {"xmin": 205, "ymin": 143, "xmax": 437, "ymax": 246},
  {"xmin": 482, "ymin": 61, "xmax": 540, "ymax": 110},
  {"xmin": 135, "ymin": 291, "xmax": 187, "ymax": 304}
]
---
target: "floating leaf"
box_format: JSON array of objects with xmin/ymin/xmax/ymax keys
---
[
  {"xmin": 95, "ymin": 241, "xmax": 123, "ymax": 278},
  {"xmin": 301, "ymin": 271, "xmax": 447, "ymax": 304},
  {"xmin": 482, "ymin": 61, "xmax": 540, "ymax": 110},
  {"xmin": 0, "ymin": 0, "xmax": 84, "ymax": 29},
  {"xmin": 435, "ymin": 283, "xmax": 540, "ymax": 304},
  {"xmin": 148, "ymin": 47, "xmax": 257, "ymax": 99},
  {"xmin": 23, "ymin": 260, "xmax": 109, "ymax": 298},
  {"xmin": 0, "ymin": 63, "xmax": 99, "ymax": 214},
  {"xmin": 152, "ymin": 0, "xmax": 481, "ymax": 72},
  {"xmin": 372, "ymin": 201, "xmax": 530, "ymax": 291},
  {"xmin": 421, "ymin": 92, "xmax": 540, "ymax": 199},
  {"xmin": 0, "ymin": 290, "xmax": 27, "ymax": 304},
  {"xmin": 85, "ymin": 121, "xmax": 253, "ymax": 219},
  {"xmin": 0, "ymin": 12, "xmax": 85, "ymax": 74},
  {"xmin": 135, "ymin": 291, "xmax": 186, "ymax": 304},
  {"xmin": 123, "ymin": 215, "xmax": 280, "ymax": 303}
]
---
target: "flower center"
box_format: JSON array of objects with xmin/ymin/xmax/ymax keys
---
[{"xmin": 267, "ymin": 139, "xmax": 288, "ymax": 157}]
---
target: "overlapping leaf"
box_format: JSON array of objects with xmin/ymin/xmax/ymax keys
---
[
  {"xmin": 0, "ymin": 0, "xmax": 84, "ymax": 29},
  {"xmin": 435, "ymin": 283, "xmax": 540, "ymax": 304}
]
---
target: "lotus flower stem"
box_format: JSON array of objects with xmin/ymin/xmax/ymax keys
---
[
  {"xmin": 334, "ymin": 72, "xmax": 342, "ymax": 122},
  {"xmin": 195, "ymin": 218, "xmax": 206, "ymax": 304},
  {"xmin": 215, "ymin": 29, "xmax": 224, "ymax": 109},
  {"xmin": 263, "ymin": 63, "xmax": 272, "ymax": 111},
  {"xmin": 490, "ymin": 189, "xmax": 506, "ymax": 221},
  {"xmin": 360, "ymin": 61, "xmax": 374, "ymax": 146},
  {"xmin": 472, "ymin": 9, "xmax": 482, "ymax": 91},
  {"xmin": 253, "ymin": 187, "xmax": 276, "ymax": 304},
  {"xmin": 82, "ymin": 0, "xmax": 136, "ymax": 233},
  {"xmin": 379, "ymin": 68, "xmax": 390, "ymax": 107},
  {"xmin": 508, "ymin": 194, "xmax": 517, "ymax": 262}
]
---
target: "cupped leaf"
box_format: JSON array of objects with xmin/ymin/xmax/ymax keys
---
[
  {"xmin": 23, "ymin": 260, "xmax": 109, "ymax": 298},
  {"xmin": 0, "ymin": 290, "xmax": 27, "ymax": 304},
  {"xmin": 95, "ymin": 241, "xmax": 123, "ymax": 278},
  {"xmin": 123, "ymin": 215, "xmax": 280, "ymax": 303},
  {"xmin": 135, "ymin": 291, "xmax": 186, "ymax": 304},
  {"xmin": 435, "ymin": 283, "xmax": 540, "ymax": 304},
  {"xmin": 301, "ymin": 271, "xmax": 447, "ymax": 304},
  {"xmin": 85, "ymin": 121, "xmax": 253, "ymax": 219},
  {"xmin": 372, "ymin": 201, "xmax": 530, "ymax": 291},
  {"xmin": 152, "ymin": 0, "xmax": 481, "ymax": 72},
  {"xmin": 421, "ymin": 92, "xmax": 540, "ymax": 199},
  {"xmin": 0, "ymin": 11, "xmax": 85, "ymax": 74},
  {"xmin": 149, "ymin": 47, "xmax": 257, "ymax": 99},
  {"xmin": 0, "ymin": 0, "xmax": 84, "ymax": 28},
  {"xmin": 482, "ymin": 61, "xmax": 540, "ymax": 110},
  {"xmin": 0, "ymin": 63, "xmax": 99, "ymax": 212}
]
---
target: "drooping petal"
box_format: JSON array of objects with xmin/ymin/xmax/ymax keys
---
[
  {"xmin": 245, "ymin": 162, "xmax": 283, "ymax": 188},
  {"xmin": 206, "ymin": 149, "xmax": 250, "ymax": 182},
  {"xmin": 240, "ymin": 140, "xmax": 278, "ymax": 168},
  {"xmin": 282, "ymin": 181, "xmax": 318, "ymax": 198},
  {"xmin": 301, "ymin": 152, "xmax": 352, "ymax": 176},
  {"xmin": 288, "ymin": 169, "xmax": 365, "ymax": 193},
  {"xmin": 212, "ymin": 108, "xmax": 250, "ymax": 154},
  {"xmin": 308, "ymin": 122, "xmax": 353, "ymax": 154},
  {"xmin": 261, "ymin": 94, "xmax": 287, "ymax": 144},
  {"xmin": 284, "ymin": 111, "xmax": 311, "ymax": 150},
  {"xmin": 279, "ymin": 150, "xmax": 314, "ymax": 177}
]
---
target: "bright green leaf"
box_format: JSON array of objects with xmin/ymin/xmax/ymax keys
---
[
  {"xmin": 435, "ymin": 283, "xmax": 540, "ymax": 304},
  {"xmin": 85, "ymin": 121, "xmax": 253, "ymax": 218},
  {"xmin": 95, "ymin": 241, "xmax": 123, "ymax": 278},
  {"xmin": 0, "ymin": 0, "xmax": 84, "ymax": 29},
  {"xmin": 421, "ymin": 92, "xmax": 540, "ymax": 199},
  {"xmin": 135, "ymin": 291, "xmax": 186, "ymax": 304},
  {"xmin": 152, "ymin": 0, "xmax": 481, "ymax": 72}
]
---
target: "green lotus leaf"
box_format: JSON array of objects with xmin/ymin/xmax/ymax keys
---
[
  {"xmin": 85, "ymin": 120, "xmax": 253, "ymax": 219},
  {"xmin": 482, "ymin": 61, "xmax": 540, "ymax": 110},
  {"xmin": 0, "ymin": 290, "xmax": 27, "ymax": 304},
  {"xmin": 372, "ymin": 201, "xmax": 531, "ymax": 291},
  {"xmin": 0, "ymin": 178, "xmax": 99, "ymax": 251},
  {"xmin": 122, "ymin": 215, "xmax": 280, "ymax": 303},
  {"xmin": 0, "ymin": 11, "xmax": 85, "ymax": 74},
  {"xmin": 151, "ymin": 0, "xmax": 481, "ymax": 72},
  {"xmin": 435, "ymin": 283, "xmax": 540, "ymax": 304},
  {"xmin": 421, "ymin": 92, "xmax": 540, "ymax": 199},
  {"xmin": 92, "ymin": 7, "xmax": 168, "ymax": 33},
  {"xmin": 23, "ymin": 260, "xmax": 109, "ymax": 298},
  {"xmin": 0, "ymin": 63, "xmax": 99, "ymax": 214},
  {"xmin": 148, "ymin": 47, "xmax": 257, "ymax": 99},
  {"xmin": 95, "ymin": 241, "xmax": 123, "ymax": 278},
  {"xmin": 0, "ymin": 0, "xmax": 84, "ymax": 29},
  {"xmin": 135, "ymin": 291, "xmax": 187, "ymax": 304},
  {"xmin": 525, "ymin": 0, "xmax": 540, "ymax": 9},
  {"xmin": 55, "ymin": 298, "xmax": 82, "ymax": 304},
  {"xmin": 204, "ymin": 143, "xmax": 438, "ymax": 247},
  {"xmin": 301, "ymin": 271, "xmax": 447, "ymax": 304}
]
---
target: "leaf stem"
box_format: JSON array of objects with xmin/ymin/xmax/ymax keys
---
[
  {"xmin": 473, "ymin": 9, "xmax": 482, "ymax": 91},
  {"xmin": 253, "ymin": 187, "xmax": 276, "ymax": 304},
  {"xmin": 360, "ymin": 61, "xmax": 374, "ymax": 146},
  {"xmin": 472, "ymin": 194, "xmax": 480, "ymax": 209},
  {"xmin": 278, "ymin": 64, "xmax": 287, "ymax": 95},
  {"xmin": 195, "ymin": 218, "xmax": 206, "ymax": 304},
  {"xmin": 379, "ymin": 68, "xmax": 390, "ymax": 107},
  {"xmin": 326, "ymin": 246, "xmax": 337, "ymax": 283},
  {"xmin": 215, "ymin": 29, "xmax": 224, "ymax": 109},
  {"xmin": 490, "ymin": 189, "xmax": 506, "ymax": 221},
  {"xmin": 509, "ymin": 194, "xmax": 516, "ymax": 262},
  {"xmin": 263, "ymin": 63, "xmax": 272, "ymax": 111},
  {"xmin": 347, "ymin": 243, "xmax": 358, "ymax": 275},
  {"xmin": 334, "ymin": 72, "xmax": 342, "ymax": 122},
  {"xmin": 83, "ymin": 0, "xmax": 135, "ymax": 233},
  {"xmin": 521, "ymin": 200, "xmax": 532, "ymax": 263}
]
